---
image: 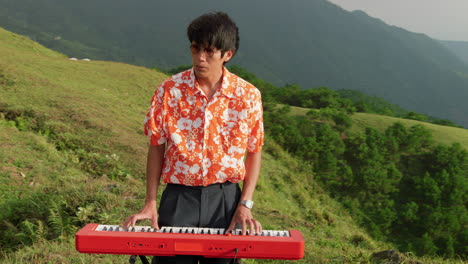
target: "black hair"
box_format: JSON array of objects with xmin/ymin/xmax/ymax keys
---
[{"xmin": 187, "ymin": 12, "xmax": 239, "ymax": 58}]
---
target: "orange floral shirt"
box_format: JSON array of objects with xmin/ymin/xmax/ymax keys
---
[{"xmin": 144, "ymin": 67, "xmax": 264, "ymax": 186}]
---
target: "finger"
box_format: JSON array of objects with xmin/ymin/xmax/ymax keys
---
[
  {"xmin": 131, "ymin": 215, "xmax": 138, "ymax": 228},
  {"xmin": 131, "ymin": 214, "xmax": 145, "ymax": 228},
  {"xmin": 123, "ymin": 218, "xmax": 130, "ymax": 228},
  {"xmin": 242, "ymin": 219, "xmax": 247, "ymax": 235},
  {"xmin": 226, "ymin": 220, "xmax": 237, "ymax": 233},
  {"xmin": 151, "ymin": 215, "xmax": 159, "ymax": 230},
  {"xmin": 123, "ymin": 216, "xmax": 134, "ymax": 228},
  {"xmin": 249, "ymin": 219, "xmax": 255, "ymax": 236},
  {"xmin": 255, "ymin": 220, "xmax": 262, "ymax": 235}
]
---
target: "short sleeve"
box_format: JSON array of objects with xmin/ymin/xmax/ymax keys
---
[
  {"xmin": 247, "ymin": 90, "xmax": 264, "ymax": 152},
  {"xmin": 144, "ymin": 84, "xmax": 167, "ymax": 145}
]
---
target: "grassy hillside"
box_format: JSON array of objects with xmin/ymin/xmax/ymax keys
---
[
  {"xmin": 290, "ymin": 106, "xmax": 468, "ymax": 149},
  {"xmin": 0, "ymin": 26, "xmax": 167, "ymax": 176},
  {"xmin": 351, "ymin": 113, "xmax": 468, "ymax": 148},
  {"xmin": 0, "ymin": 27, "xmax": 464, "ymax": 263}
]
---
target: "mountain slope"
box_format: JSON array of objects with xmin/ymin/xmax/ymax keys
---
[
  {"xmin": 0, "ymin": 0, "xmax": 468, "ymax": 127},
  {"xmin": 1, "ymin": 27, "xmax": 464, "ymax": 264},
  {"xmin": 440, "ymin": 40, "xmax": 468, "ymax": 66}
]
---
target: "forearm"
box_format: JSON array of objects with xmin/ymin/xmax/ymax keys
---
[
  {"xmin": 124, "ymin": 143, "xmax": 165, "ymax": 228},
  {"xmin": 240, "ymin": 150, "xmax": 262, "ymax": 201},
  {"xmin": 144, "ymin": 144, "xmax": 165, "ymax": 205},
  {"xmin": 226, "ymin": 150, "xmax": 262, "ymax": 234}
]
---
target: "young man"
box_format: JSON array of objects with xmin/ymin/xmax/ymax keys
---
[{"xmin": 124, "ymin": 12, "xmax": 264, "ymax": 264}]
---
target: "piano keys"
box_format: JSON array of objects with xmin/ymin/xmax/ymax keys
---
[{"xmin": 76, "ymin": 223, "xmax": 304, "ymax": 260}]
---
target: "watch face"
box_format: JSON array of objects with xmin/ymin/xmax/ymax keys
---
[{"xmin": 243, "ymin": 200, "xmax": 254, "ymax": 209}]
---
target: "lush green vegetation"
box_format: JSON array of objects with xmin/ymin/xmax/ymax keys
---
[
  {"xmin": 229, "ymin": 65, "xmax": 468, "ymax": 259},
  {"xmin": 1, "ymin": 27, "xmax": 467, "ymax": 264},
  {"xmin": 265, "ymin": 106, "xmax": 467, "ymax": 258}
]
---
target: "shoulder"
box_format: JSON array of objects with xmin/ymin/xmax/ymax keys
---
[
  {"xmin": 225, "ymin": 69, "xmax": 262, "ymax": 100},
  {"xmin": 161, "ymin": 68, "xmax": 194, "ymax": 88},
  {"xmin": 154, "ymin": 68, "xmax": 194, "ymax": 99}
]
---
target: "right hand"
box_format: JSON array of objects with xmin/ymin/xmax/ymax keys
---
[{"xmin": 123, "ymin": 201, "xmax": 159, "ymax": 229}]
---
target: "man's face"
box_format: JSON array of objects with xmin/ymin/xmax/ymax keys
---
[{"xmin": 190, "ymin": 42, "xmax": 233, "ymax": 79}]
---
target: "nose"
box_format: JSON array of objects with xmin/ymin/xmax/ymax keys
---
[{"xmin": 197, "ymin": 51, "xmax": 208, "ymax": 61}]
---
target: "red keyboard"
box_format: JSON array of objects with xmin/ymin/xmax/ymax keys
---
[{"xmin": 76, "ymin": 223, "xmax": 304, "ymax": 260}]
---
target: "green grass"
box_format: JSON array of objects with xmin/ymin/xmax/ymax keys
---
[
  {"xmin": 350, "ymin": 113, "xmax": 468, "ymax": 148},
  {"xmin": 0, "ymin": 27, "xmax": 465, "ymax": 264},
  {"xmin": 289, "ymin": 105, "xmax": 468, "ymax": 149},
  {"xmin": 0, "ymin": 26, "xmax": 168, "ymax": 177}
]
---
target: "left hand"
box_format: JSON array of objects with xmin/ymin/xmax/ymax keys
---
[{"xmin": 226, "ymin": 205, "xmax": 262, "ymax": 235}]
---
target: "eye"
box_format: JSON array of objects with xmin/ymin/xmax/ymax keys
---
[
  {"xmin": 205, "ymin": 48, "xmax": 215, "ymax": 56},
  {"xmin": 190, "ymin": 44, "xmax": 201, "ymax": 54}
]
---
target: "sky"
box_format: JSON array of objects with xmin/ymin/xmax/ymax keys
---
[{"xmin": 327, "ymin": 0, "xmax": 468, "ymax": 42}]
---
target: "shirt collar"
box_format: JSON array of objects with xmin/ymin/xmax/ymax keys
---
[
  {"xmin": 218, "ymin": 67, "xmax": 236, "ymax": 98},
  {"xmin": 189, "ymin": 67, "xmax": 236, "ymax": 98}
]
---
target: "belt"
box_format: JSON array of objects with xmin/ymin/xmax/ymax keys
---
[{"xmin": 166, "ymin": 181, "xmax": 235, "ymax": 191}]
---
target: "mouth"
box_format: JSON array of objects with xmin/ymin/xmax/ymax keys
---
[{"xmin": 195, "ymin": 65, "xmax": 208, "ymax": 71}]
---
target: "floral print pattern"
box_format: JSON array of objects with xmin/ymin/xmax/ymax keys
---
[{"xmin": 144, "ymin": 67, "xmax": 264, "ymax": 186}]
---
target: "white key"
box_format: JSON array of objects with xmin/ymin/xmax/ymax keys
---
[{"xmin": 96, "ymin": 224, "xmax": 291, "ymax": 236}]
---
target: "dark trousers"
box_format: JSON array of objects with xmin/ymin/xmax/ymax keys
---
[{"xmin": 153, "ymin": 181, "xmax": 241, "ymax": 264}]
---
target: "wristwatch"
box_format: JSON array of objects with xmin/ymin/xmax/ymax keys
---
[{"xmin": 240, "ymin": 200, "xmax": 254, "ymax": 209}]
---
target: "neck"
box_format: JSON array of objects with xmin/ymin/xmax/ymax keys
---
[{"xmin": 196, "ymin": 67, "xmax": 224, "ymax": 90}]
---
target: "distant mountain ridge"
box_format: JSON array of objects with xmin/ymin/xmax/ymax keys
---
[
  {"xmin": 0, "ymin": 0, "xmax": 467, "ymax": 126},
  {"xmin": 440, "ymin": 40, "xmax": 468, "ymax": 66}
]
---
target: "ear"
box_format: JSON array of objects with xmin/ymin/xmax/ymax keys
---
[{"xmin": 223, "ymin": 49, "xmax": 234, "ymax": 63}]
